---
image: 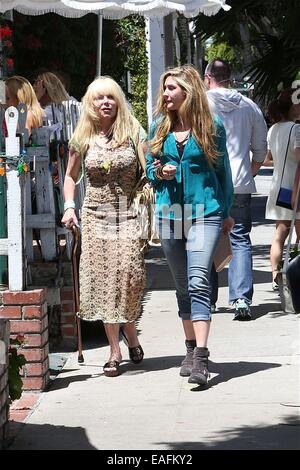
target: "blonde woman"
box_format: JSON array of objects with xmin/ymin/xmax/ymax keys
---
[
  {"xmin": 62, "ymin": 76, "xmax": 146, "ymax": 377},
  {"xmin": 33, "ymin": 71, "xmax": 69, "ymax": 106},
  {"xmin": 146, "ymin": 65, "xmax": 234, "ymax": 386},
  {"xmin": 5, "ymin": 75, "xmax": 44, "ymax": 135},
  {"xmin": 33, "ymin": 71, "xmax": 70, "ymax": 128}
]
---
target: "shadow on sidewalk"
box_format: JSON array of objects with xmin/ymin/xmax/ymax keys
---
[
  {"xmin": 207, "ymin": 359, "xmax": 281, "ymax": 388},
  {"xmin": 6, "ymin": 423, "xmax": 97, "ymax": 450},
  {"xmin": 155, "ymin": 414, "xmax": 300, "ymax": 450},
  {"xmin": 213, "ymin": 301, "xmax": 282, "ymax": 320},
  {"xmin": 119, "ymin": 355, "xmax": 182, "ymax": 375},
  {"xmin": 46, "ymin": 371, "xmax": 102, "ymax": 391}
]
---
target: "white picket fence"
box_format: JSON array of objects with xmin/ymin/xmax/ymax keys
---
[{"xmin": 0, "ymin": 101, "xmax": 84, "ymax": 291}]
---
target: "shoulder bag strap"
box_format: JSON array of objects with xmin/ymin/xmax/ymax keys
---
[{"xmin": 279, "ymin": 123, "xmax": 296, "ymax": 187}]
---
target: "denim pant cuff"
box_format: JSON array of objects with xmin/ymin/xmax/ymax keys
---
[
  {"xmin": 179, "ymin": 311, "xmax": 211, "ymax": 321},
  {"xmin": 191, "ymin": 312, "xmax": 211, "ymax": 321}
]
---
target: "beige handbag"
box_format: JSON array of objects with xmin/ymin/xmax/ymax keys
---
[{"xmin": 131, "ymin": 139, "xmax": 160, "ymax": 252}]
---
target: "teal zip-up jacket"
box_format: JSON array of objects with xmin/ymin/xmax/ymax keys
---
[{"xmin": 146, "ymin": 116, "xmax": 233, "ymax": 220}]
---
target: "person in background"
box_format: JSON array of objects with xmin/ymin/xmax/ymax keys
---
[
  {"xmin": 5, "ymin": 75, "xmax": 44, "ymax": 135},
  {"xmin": 146, "ymin": 65, "xmax": 233, "ymax": 386},
  {"xmin": 205, "ymin": 58, "xmax": 267, "ymax": 320},
  {"xmin": 52, "ymin": 70, "xmax": 79, "ymax": 102},
  {"xmin": 264, "ymin": 89, "xmax": 300, "ymax": 290},
  {"xmin": 33, "ymin": 71, "xmax": 70, "ymax": 125},
  {"xmin": 62, "ymin": 76, "xmax": 146, "ymax": 378}
]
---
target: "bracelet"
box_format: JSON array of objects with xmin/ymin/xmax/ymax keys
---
[
  {"xmin": 64, "ymin": 200, "xmax": 76, "ymax": 212},
  {"xmin": 155, "ymin": 166, "xmax": 164, "ymax": 180}
]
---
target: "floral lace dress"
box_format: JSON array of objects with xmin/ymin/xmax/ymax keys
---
[{"xmin": 78, "ymin": 137, "xmax": 145, "ymax": 323}]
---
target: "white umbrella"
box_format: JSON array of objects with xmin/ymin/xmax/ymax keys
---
[
  {"xmin": 1, "ymin": 1, "xmax": 230, "ymax": 18},
  {"xmin": 1, "ymin": 0, "xmax": 231, "ymax": 117}
]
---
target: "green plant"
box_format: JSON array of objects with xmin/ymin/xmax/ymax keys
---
[
  {"xmin": 8, "ymin": 335, "xmax": 26, "ymax": 401},
  {"xmin": 206, "ymin": 39, "xmax": 239, "ymax": 70},
  {"xmin": 117, "ymin": 16, "xmax": 148, "ymax": 130},
  {"xmin": 194, "ymin": 0, "xmax": 300, "ymax": 104}
]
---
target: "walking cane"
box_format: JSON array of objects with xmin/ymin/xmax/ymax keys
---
[{"xmin": 71, "ymin": 225, "xmax": 84, "ymax": 363}]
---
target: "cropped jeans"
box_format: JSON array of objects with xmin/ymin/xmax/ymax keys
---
[
  {"xmin": 159, "ymin": 214, "xmax": 222, "ymax": 321},
  {"xmin": 210, "ymin": 194, "xmax": 253, "ymax": 306}
]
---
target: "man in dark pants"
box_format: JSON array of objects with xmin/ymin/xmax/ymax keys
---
[{"xmin": 205, "ymin": 58, "xmax": 267, "ymax": 320}]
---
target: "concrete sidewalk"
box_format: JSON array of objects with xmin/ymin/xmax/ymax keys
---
[{"xmin": 7, "ymin": 170, "xmax": 300, "ymax": 450}]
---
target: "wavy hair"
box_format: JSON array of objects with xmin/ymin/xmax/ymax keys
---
[
  {"xmin": 5, "ymin": 75, "xmax": 45, "ymax": 128},
  {"xmin": 69, "ymin": 76, "xmax": 141, "ymax": 156},
  {"xmin": 36, "ymin": 72, "xmax": 70, "ymax": 104},
  {"xmin": 150, "ymin": 65, "xmax": 219, "ymax": 164}
]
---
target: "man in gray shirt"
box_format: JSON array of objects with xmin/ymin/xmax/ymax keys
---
[{"xmin": 205, "ymin": 58, "xmax": 267, "ymax": 320}]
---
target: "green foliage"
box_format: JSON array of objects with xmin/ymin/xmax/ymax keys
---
[
  {"xmin": 116, "ymin": 16, "xmax": 148, "ymax": 130},
  {"xmin": 195, "ymin": 0, "xmax": 300, "ymax": 105},
  {"xmin": 206, "ymin": 40, "xmax": 238, "ymax": 69},
  {"xmin": 8, "ymin": 336, "xmax": 26, "ymax": 401}
]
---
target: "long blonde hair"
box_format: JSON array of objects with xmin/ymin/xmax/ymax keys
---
[
  {"xmin": 151, "ymin": 65, "xmax": 219, "ymax": 164},
  {"xmin": 36, "ymin": 72, "xmax": 69, "ymax": 104},
  {"xmin": 69, "ymin": 76, "xmax": 141, "ymax": 156},
  {"xmin": 5, "ymin": 75, "xmax": 44, "ymax": 128}
]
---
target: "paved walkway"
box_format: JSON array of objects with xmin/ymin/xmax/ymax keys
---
[{"xmin": 7, "ymin": 170, "xmax": 300, "ymax": 450}]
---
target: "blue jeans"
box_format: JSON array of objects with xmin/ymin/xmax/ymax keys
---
[
  {"xmin": 210, "ymin": 194, "xmax": 253, "ymax": 306},
  {"xmin": 159, "ymin": 215, "xmax": 222, "ymax": 321}
]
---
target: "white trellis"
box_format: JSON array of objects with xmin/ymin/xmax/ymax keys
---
[{"xmin": 0, "ymin": 101, "xmax": 83, "ymax": 290}]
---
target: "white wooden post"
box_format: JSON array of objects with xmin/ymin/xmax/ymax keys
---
[
  {"xmin": 34, "ymin": 152, "xmax": 57, "ymax": 261},
  {"xmin": 3, "ymin": 107, "xmax": 24, "ymax": 290},
  {"xmin": 0, "ymin": 169, "xmax": 25, "ymax": 291},
  {"xmin": 145, "ymin": 18, "xmax": 166, "ymax": 124},
  {"xmin": 6, "ymin": 168, "xmax": 25, "ymax": 291},
  {"xmin": 25, "ymin": 170, "xmax": 34, "ymax": 262}
]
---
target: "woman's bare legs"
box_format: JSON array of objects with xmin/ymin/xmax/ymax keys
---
[
  {"xmin": 121, "ymin": 322, "xmax": 140, "ymax": 347},
  {"xmin": 182, "ymin": 319, "xmax": 210, "ymax": 347},
  {"xmin": 270, "ymin": 221, "xmax": 291, "ymax": 281},
  {"xmin": 103, "ymin": 323, "xmax": 122, "ymax": 375},
  {"xmin": 182, "ymin": 319, "xmax": 195, "ymax": 341},
  {"xmin": 295, "ymin": 220, "xmax": 300, "ymax": 244},
  {"xmin": 121, "ymin": 322, "xmax": 144, "ymax": 364}
]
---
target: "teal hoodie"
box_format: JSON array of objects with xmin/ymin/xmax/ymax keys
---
[{"xmin": 146, "ymin": 117, "xmax": 233, "ymax": 220}]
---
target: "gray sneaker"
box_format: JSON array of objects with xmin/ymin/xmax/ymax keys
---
[{"xmin": 233, "ymin": 299, "xmax": 252, "ymax": 321}]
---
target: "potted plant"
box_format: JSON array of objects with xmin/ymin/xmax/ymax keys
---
[{"xmin": 8, "ymin": 335, "xmax": 26, "ymax": 401}]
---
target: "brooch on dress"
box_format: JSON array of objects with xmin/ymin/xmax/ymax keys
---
[{"xmin": 100, "ymin": 160, "xmax": 111, "ymax": 173}]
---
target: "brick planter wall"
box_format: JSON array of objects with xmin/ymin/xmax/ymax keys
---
[
  {"xmin": 0, "ymin": 289, "xmax": 50, "ymax": 392},
  {"xmin": 0, "ymin": 319, "xmax": 10, "ymax": 449}
]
